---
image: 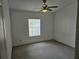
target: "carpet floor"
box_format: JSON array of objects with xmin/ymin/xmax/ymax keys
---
[{"xmin": 12, "ymin": 40, "xmax": 75, "ymax": 59}]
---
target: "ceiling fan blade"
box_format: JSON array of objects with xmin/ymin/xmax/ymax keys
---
[
  {"xmin": 42, "ymin": 0, "xmax": 47, "ymax": 3},
  {"xmin": 48, "ymin": 8, "xmax": 52, "ymax": 11},
  {"xmin": 48, "ymin": 6, "xmax": 58, "ymax": 8}
]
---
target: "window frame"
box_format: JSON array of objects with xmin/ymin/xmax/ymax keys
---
[{"xmin": 28, "ymin": 18, "xmax": 41, "ymax": 37}]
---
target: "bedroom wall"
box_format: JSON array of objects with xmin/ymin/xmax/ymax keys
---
[
  {"xmin": 1, "ymin": 0, "xmax": 12, "ymax": 59},
  {"xmin": 10, "ymin": 10, "xmax": 54, "ymax": 46},
  {"xmin": 54, "ymin": 0, "xmax": 77, "ymax": 47}
]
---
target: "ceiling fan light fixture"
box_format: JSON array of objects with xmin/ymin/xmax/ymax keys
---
[
  {"xmin": 41, "ymin": 9, "xmax": 48, "ymax": 13},
  {"xmin": 38, "ymin": 0, "xmax": 58, "ymax": 13}
]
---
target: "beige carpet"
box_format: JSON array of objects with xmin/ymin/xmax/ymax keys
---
[{"xmin": 12, "ymin": 40, "xmax": 75, "ymax": 59}]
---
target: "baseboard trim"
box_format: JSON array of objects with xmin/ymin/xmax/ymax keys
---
[
  {"xmin": 13, "ymin": 39, "xmax": 75, "ymax": 49},
  {"xmin": 13, "ymin": 39, "xmax": 52, "ymax": 48},
  {"xmin": 52, "ymin": 39, "xmax": 75, "ymax": 48}
]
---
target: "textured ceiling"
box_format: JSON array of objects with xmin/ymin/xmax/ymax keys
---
[{"xmin": 9, "ymin": 0, "xmax": 74, "ymax": 12}]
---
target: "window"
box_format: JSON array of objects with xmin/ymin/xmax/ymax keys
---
[{"xmin": 28, "ymin": 19, "xmax": 40, "ymax": 37}]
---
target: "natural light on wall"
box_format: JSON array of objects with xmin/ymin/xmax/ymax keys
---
[{"xmin": 28, "ymin": 19, "xmax": 40, "ymax": 37}]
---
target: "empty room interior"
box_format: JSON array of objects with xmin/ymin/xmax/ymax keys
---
[{"xmin": 0, "ymin": 0, "xmax": 78, "ymax": 59}]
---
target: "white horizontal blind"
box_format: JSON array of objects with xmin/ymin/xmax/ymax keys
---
[{"xmin": 28, "ymin": 19, "xmax": 40, "ymax": 37}]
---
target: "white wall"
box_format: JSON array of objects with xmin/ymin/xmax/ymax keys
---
[
  {"xmin": 54, "ymin": 0, "xmax": 77, "ymax": 47},
  {"xmin": 2, "ymin": 0, "xmax": 12, "ymax": 59},
  {"xmin": 10, "ymin": 10, "xmax": 54, "ymax": 46},
  {"xmin": 0, "ymin": 7, "xmax": 5, "ymax": 59}
]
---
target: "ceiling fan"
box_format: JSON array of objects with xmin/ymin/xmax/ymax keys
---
[{"xmin": 41, "ymin": 0, "xmax": 58, "ymax": 12}]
